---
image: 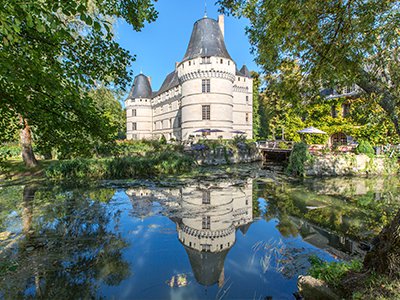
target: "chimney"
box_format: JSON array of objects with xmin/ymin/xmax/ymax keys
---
[{"xmin": 218, "ymin": 15, "xmax": 225, "ymax": 39}]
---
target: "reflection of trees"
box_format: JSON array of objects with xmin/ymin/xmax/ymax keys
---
[
  {"xmin": 0, "ymin": 186, "xmax": 130, "ymax": 299},
  {"xmin": 256, "ymin": 179, "xmax": 400, "ymax": 240}
]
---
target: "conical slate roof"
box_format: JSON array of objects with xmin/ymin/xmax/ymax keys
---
[
  {"xmin": 182, "ymin": 17, "xmax": 232, "ymax": 61},
  {"xmin": 240, "ymin": 65, "xmax": 251, "ymax": 77},
  {"xmin": 184, "ymin": 245, "xmax": 230, "ymax": 286},
  {"xmin": 128, "ymin": 74, "xmax": 152, "ymax": 99}
]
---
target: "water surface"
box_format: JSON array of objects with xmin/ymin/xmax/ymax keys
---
[{"xmin": 1, "ymin": 173, "xmax": 399, "ymax": 299}]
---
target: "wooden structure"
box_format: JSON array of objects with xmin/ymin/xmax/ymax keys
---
[{"xmin": 257, "ymin": 140, "xmax": 293, "ymax": 162}]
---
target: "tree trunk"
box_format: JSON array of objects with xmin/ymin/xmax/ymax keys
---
[
  {"xmin": 20, "ymin": 117, "xmax": 38, "ymax": 167},
  {"xmin": 364, "ymin": 209, "xmax": 400, "ymax": 278}
]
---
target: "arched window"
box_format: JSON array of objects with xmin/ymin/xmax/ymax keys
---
[{"xmin": 330, "ymin": 132, "xmax": 347, "ymax": 146}]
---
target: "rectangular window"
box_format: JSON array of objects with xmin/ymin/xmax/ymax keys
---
[
  {"xmin": 202, "ymin": 79, "xmax": 210, "ymax": 93},
  {"xmin": 246, "ymin": 113, "xmax": 249, "ymax": 123},
  {"xmin": 201, "ymin": 56, "xmax": 211, "ymax": 64},
  {"xmin": 202, "ymin": 105, "xmax": 210, "ymax": 120},
  {"xmin": 246, "ymin": 96, "xmax": 249, "ymax": 104},
  {"xmin": 132, "ymin": 109, "xmax": 137, "ymax": 116},
  {"xmin": 342, "ymin": 103, "xmax": 350, "ymax": 117},
  {"xmin": 201, "ymin": 244, "xmax": 211, "ymax": 251},
  {"xmin": 331, "ymin": 105, "xmax": 338, "ymax": 118},
  {"xmin": 202, "ymin": 216, "xmax": 210, "ymax": 229},
  {"xmin": 202, "ymin": 190, "xmax": 210, "ymax": 204},
  {"xmin": 132, "ymin": 122, "xmax": 137, "ymax": 130}
]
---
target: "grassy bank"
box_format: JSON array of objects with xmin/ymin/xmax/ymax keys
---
[
  {"xmin": 308, "ymin": 257, "xmax": 400, "ymax": 299},
  {"xmin": 45, "ymin": 151, "xmax": 194, "ymax": 182}
]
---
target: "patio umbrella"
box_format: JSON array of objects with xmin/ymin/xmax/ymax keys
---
[
  {"xmin": 297, "ymin": 126, "xmax": 327, "ymax": 134},
  {"xmin": 231, "ymin": 130, "xmax": 246, "ymax": 134},
  {"xmin": 193, "ymin": 128, "xmax": 211, "ymax": 133}
]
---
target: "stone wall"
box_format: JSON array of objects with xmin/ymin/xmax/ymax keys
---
[
  {"xmin": 189, "ymin": 146, "xmax": 262, "ymax": 166},
  {"xmin": 305, "ymin": 153, "xmax": 399, "ymax": 176}
]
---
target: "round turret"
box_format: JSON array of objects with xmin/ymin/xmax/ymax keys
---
[
  {"xmin": 177, "ymin": 17, "xmax": 236, "ymax": 140},
  {"xmin": 125, "ymin": 74, "xmax": 153, "ymax": 140}
]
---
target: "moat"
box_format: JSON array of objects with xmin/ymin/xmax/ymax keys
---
[{"xmin": 1, "ymin": 166, "xmax": 399, "ymax": 299}]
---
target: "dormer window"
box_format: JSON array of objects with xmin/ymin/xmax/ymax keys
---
[{"xmin": 201, "ymin": 56, "xmax": 211, "ymax": 64}]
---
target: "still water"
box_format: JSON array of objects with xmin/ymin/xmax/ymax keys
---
[{"xmin": 0, "ymin": 173, "xmax": 399, "ymax": 299}]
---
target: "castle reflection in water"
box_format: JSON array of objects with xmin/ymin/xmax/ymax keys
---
[
  {"xmin": 126, "ymin": 179, "xmax": 253, "ymax": 287},
  {"xmin": 125, "ymin": 178, "xmax": 364, "ymax": 287}
]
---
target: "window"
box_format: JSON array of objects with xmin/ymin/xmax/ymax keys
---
[
  {"xmin": 202, "ymin": 79, "xmax": 210, "ymax": 93},
  {"xmin": 202, "ymin": 105, "xmax": 210, "ymax": 120},
  {"xmin": 228, "ymin": 61, "xmax": 230, "ymax": 65},
  {"xmin": 220, "ymin": 59, "xmax": 223, "ymax": 64},
  {"xmin": 201, "ymin": 56, "xmax": 211, "ymax": 64},
  {"xmin": 132, "ymin": 109, "xmax": 137, "ymax": 117},
  {"xmin": 132, "ymin": 134, "xmax": 138, "ymax": 139},
  {"xmin": 189, "ymin": 61, "xmax": 191, "ymax": 66},
  {"xmin": 331, "ymin": 105, "xmax": 338, "ymax": 118},
  {"xmin": 169, "ymin": 104, "xmax": 172, "ymax": 111},
  {"xmin": 342, "ymin": 103, "xmax": 350, "ymax": 117},
  {"xmin": 238, "ymin": 77, "xmax": 240, "ymax": 81},
  {"xmin": 132, "ymin": 122, "xmax": 137, "ymax": 130},
  {"xmin": 246, "ymin": 96, "xmax": 249, "ymax": 103},
  {"xmin": 202, "ymin": 190, "xmax": 210, "ymax": 204},
  {"xmin": 202, "ymin": 216, "xmax": 210, "ymax": 229},
  {"xmin": 201, "ymin": 244, "xmax": 211, "ymax": 251},
  {"xmin": 246, "ymin": 113, "xmax": 249, "ymax": 123}
]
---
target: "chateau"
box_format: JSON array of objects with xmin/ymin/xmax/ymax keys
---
[{"xmin": 125, "ymin": 15, "xmax": 253, "ymax": 140}]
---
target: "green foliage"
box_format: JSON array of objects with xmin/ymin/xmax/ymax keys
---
[
  {"xmin": 219, "ymin": 0, "xmax": 400, "ymax": 137},
  {"xmin": 308, "ymin": 256, "xmax": 363, "ymax": 288},
  {"xmin": 45, "ymin": 152, "xmax": 194, "ymax": 182},
  {"xmin": 0, "ymin": 143, "xmax": 20, "ymax": 161},
  {"xmin": 0, "ymin": 0, "xmax": 158, "ymax": 163},
  {"xmin": 355, "ymin": 140, "xmax": 375, "ymax": 158},
  {"xmin": 286, "ymin": 142, "xmax": 311, "ymax": 177},
  {"xmin": 159, "ymin": 134, "xmax": 167, "ymax": 144}
]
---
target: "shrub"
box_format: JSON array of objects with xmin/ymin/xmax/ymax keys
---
[
  {"xmin": 355, "ymin": 140, "xmax": 375, "ymax": 157},
  {"xmin": 45, "ymin": 151, "xmax": 194, "ymax": 182},
  {"xmin": 286, "ymin": 142, "xmax": 311, "ymax": 177},
  {"xmin": 308, "ymin": 255, "xmax": 363, "ymax": 288},
  {"xmin": 0, "ymin": 143, "xmax": 21, "ymax": 160}
]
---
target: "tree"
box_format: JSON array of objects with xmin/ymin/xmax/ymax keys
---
[
  {"xmin": 218, "ymin": 0, "xmax": 400, "ymax": 136},
  {"xmin": 218, "ymin": 0, "xmax": 400, "ymax": 278},
  {"xmin": 0, "ymin": 0, "xmax": 158, "ymax": 166},
  {"xmin": 252, "ymin": 71, "xmax": 269, "ymax": 139}
]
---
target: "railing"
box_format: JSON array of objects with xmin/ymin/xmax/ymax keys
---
[{"xmin": 256, "ymin": 140, "xmax": 294, "ymax": 150}]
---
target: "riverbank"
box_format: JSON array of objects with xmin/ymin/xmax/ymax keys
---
[
  {"xmin": 299, "ymin": 259, "xmax": 400, "ymax": 299},
  {"xmin": 305, "ymin": 153, "xmax": 399, "ymax": 176}
]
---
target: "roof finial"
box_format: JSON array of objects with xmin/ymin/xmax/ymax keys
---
[
  {"xmin": 204, "ymin": 0, "xmax": 207, "ymax": 18},
  {"xmin": 140, "ymin": 67, "xmax": 143, "ymax": 74}
]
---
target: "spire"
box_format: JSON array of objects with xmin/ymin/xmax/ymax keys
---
[{"xmin": 204, "ymin": 0, "xmax": 207, "ymax": 18}]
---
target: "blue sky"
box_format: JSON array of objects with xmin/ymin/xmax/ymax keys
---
[{"xmin": 115, "ymin": 0, "xmax": 259, "ymax": 93}]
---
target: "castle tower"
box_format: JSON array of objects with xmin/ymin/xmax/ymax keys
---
[
  {"xmin": 177, "ymin": 16, "xmax": 236, "ymax": 140},
  {"xmin": 125, "ymin": 74, "xmax": 153, "ymax": 140}
]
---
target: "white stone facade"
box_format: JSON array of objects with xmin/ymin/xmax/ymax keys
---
[{"xmin": 126, "ymin": 16, "xmax": 253, "ymax": 141}]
